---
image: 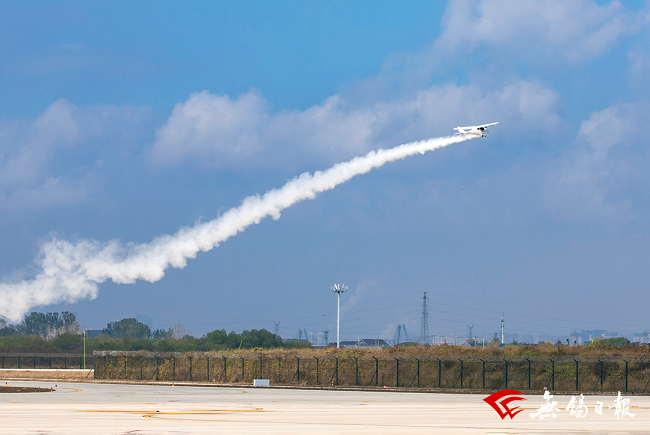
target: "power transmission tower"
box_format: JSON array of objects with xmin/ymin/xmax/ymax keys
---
[
  {"xmin": 273, "ymin": 321, "xmax": 280, "ymax": 337},
  {"xmin": 420, "ymin": 292, "xmax": 429, "ymax": 345},
  {"xmin": 467, "ymin": 325, "xmax": 474, "ymax": 342}
]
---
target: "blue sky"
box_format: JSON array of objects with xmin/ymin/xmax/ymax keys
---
[{"xmin": 1, "ymin": 0, "xmax": 650, "ymax": 343}]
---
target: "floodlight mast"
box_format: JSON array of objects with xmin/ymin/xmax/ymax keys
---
[{"xmin": 331, "ymin": 284, "xmax": 348, "ymax": 348}]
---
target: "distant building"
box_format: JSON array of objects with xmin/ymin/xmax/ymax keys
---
[
  {"xmin": 339, "ymin": 339, "xmax": 389, "ymax": 349},
  {"xmin": 432, "ymin": 336, "xmax": 466, "ymax": 346},
  {"xmin": 633, "ymin": 332, "xmax": 649, "ymax": 344},
  {"xmin": 85, "ymin": 329, "xmax": 104, "ymax": 338},
  {"xmin": 503, "ymin": 333, "xmax": 520, "ymax": 344},
  {"xmin": 570, "ymin": 330, "xmax": 606, "ymax": 345},
  {"xmin": 292, "ymin": 330, "xmax": 329, "ymax": 346},
  {"xmin": 308, "ymin": 331, "xmax": 329, "ymax": 346},
  {"xmin": 520, "ymin": 335, "xmax": 534, "ymax": 344}
]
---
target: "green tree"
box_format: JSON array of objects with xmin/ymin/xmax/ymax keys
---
[
  {"xmin": 19, "ymin": 312, "xmax": 48, "ymax": 336},
  {"xmin": 204, "ymin": 329, "xmax": 228, "ymax": 346},
  {"xmin": 0, "ymin": 318, "xmax": 17, "ymax": 337},
  {"xmin": 152, "ymin": 329, "xmax": 170, "ymax": 340},
  {"xmin": 16, "ymin": 311, "xmax": 79, "ymax": 338},
  {"xmin": 239, "ymin": 329, "xmax": 282, "ymax": 349},
  {"xmin": 103, "ymin": 318, "xmax": 151, "ymax": 339},
  {"xmin": 51, "ymin": 332, "xmax": 83, "ymax": 351}
]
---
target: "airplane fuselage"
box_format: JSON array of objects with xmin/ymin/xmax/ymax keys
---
[{"xmin": 453, "ymin": 122, "xmax": 498, "ymax": 137}]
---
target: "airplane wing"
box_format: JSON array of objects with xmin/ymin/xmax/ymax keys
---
[{"xmin": 476, "ymin": 122, "xmax": 499, "ymax": 128}]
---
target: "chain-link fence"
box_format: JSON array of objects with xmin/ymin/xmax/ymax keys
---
[{"xmin": 92, "ymin": 352, "xmax": 650, "ymax": 393}]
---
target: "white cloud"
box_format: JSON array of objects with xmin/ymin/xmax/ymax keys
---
[
  {"xmin": 152, "ymin": 90, "xmax": 268, "ymax": 163},
  {"xmin": 151, "ymin": 79, "xmax": 561, "ymax": 167},
  {"xmin": 344, "ymin": 0, "xmax": 649, "ymax": 104},
  {"xmin": 438, "ymin": 0, "xmax": 648, "ymax": 63},
  {"xmin": 543, "ymin": 103, "xmax": 646, "ymax": 221},
  {"xmin": 0, "ymin": 99, "xmax": 150, "ymax": 210}
]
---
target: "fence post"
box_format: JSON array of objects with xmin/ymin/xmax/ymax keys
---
[
  {"xmin": 296, "ymin": 357, "xmax": 300, "ymax": 382},
  {"xmin": 222, "ymin": 356, "xmax": 227, "ymax": 383},
  {"xmin": 395, "ymin": 358, "xmax": 399, "ymax": 388},
  {"xmin": 2, "ymin": 355, "xmax": 3, "ymax": 369},
  {"xmin": 189, "ymin": 357, "xmax": 193, "ymax": 382},
  {"xmin": 49, "ymin": 356, "xmax": 52, "ymax": 369},
  {"xmin": 551, "ymin": 359, "xmax": 555, "ymax": 391},
  {"xmin": 373, "ymin": 356, "xmax": 379, "ymax": 387},
  {"xmin": 258, "ymin": 357, "xmax": 262, "ymax": 379},
  {"xmin": 124, "ymin": 357, "xmax": 127, "ymax": 380},
  {"xmin": 625, "ymin": 360, "xmax": 628, "ymax": 393},
  {"xmin": 206, "ymin": 357, "xmax": 210, "ymax": 382},
  {"xmin": 354, "ymin": 357, "xmax": 358, "ymax": 386},
  {"xmin": 504, "ymin": 360, "xmax": 508, "ymax": 390},
  {"xmin": 416, "ymin": 359, "xmax": 420, "ymax": 388},
  {"xmin": 276, "ymin": 357, "xmax": 281, "ymax": 383},
  {"xmin": 33, "ymin": 355, "xmax": 36, "ymax": 369},
  {"xmin": 335, "ymin": 357, "xmax": 339, "ymax": 386},
  {"xmin": 527, "ymin": 359, "xmax": 531, "ymax": 390},
  {"xmin": 140, "ymin": 357, "xmax": 143, "ymax": 381},
  {"xmin": 437, "ymin": 358, "xmax": 442, "ymax": 388},
  {"xmin": 172, "ymin": 357, "xmax": 175, "ymax": 381},
  {"xmin": 241, "ymin": 357, "xmax": 245, "ymax": 382},
  {"xmin": 480, "ymin": 359, "xmax": 485, "ymax": 390},
  {"xmin": 574, "ymin": 359, "xmax": 578, "ymax": 391},
  {"xmin": 156, "ymin": 357, "xmax": 159, "ymax": 381},
  {"xmin": 315, "ymin": 357, "xmax": 320, "ymax": 385},
  {"xmin": 600, "ymin": 360, "xmax": 603, "ymax": 390},
  {"xmin": 79, "ymin": 355, "xmax": 82, "ymax": 369}
]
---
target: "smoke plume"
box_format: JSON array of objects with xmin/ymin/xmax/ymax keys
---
[{"xmin": 0, "ymin": 135, "xmax": 473, "ymax": 321}]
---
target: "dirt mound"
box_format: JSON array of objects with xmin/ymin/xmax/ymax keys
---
[{"xmin": 0, "ymin": 386, "xmax": 52, "ymax": 393}]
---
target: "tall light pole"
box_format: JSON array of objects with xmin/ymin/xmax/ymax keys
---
[{"xmin": 331, "ymin": 284, "xmax": 347, "ymax": 348}]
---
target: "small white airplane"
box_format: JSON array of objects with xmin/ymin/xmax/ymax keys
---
[{"xmin": 453, "ymin": 122, "xmax": 499, "ymax": 137}]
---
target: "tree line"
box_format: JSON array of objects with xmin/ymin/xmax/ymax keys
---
[{"xmin": 0, "ymin": 312, "xmax": 310, "ymax": 353}]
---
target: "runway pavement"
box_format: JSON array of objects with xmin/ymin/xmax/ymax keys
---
[{"xmin": 1, "ymin": 380, "xmax": 649, "ymax": 434}]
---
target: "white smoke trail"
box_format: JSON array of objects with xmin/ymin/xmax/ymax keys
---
[{"xmin": 0, "ymin": 135, "xmax": 474, "ymax": 321}]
